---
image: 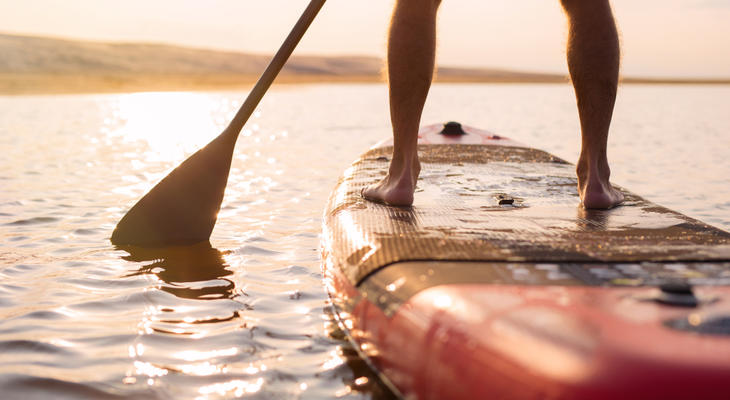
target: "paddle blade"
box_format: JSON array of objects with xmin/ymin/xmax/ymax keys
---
[{"xmin": 111, "ymin": 130, "xmax": 237, "ymax": 246}]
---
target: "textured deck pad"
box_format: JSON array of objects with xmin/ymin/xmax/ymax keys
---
[{"xmin": 322, "ymin": 144, "xmax": 730, "ymax": 285}]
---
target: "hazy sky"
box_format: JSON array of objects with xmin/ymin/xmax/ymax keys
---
[{"xmin": 2, "ymin": 0, "xmax": 729, "ymax": 78}]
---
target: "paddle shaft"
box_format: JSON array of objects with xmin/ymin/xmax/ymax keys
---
[
  {"xmin": 227, "ymin": 0, "xmax": 327, "ymax": 136},
  {"xmin": 111, "ymin": 0, "xmax": 327, "ymax": 246}
]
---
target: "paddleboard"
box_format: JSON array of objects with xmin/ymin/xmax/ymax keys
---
[{"xmin": 321, "ymin": 122, "xmax": 730, "ymax": 400}]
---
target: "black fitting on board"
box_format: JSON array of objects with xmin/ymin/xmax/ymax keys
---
[
  {"xmin": 655, "ymin": 282, "xmax": 698, "ymax": 307},
  {"xmin": 440, "ymin": 121, "xmax": 466, "ymax": 136}
]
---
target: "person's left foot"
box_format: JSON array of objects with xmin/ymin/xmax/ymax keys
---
[{"xmin": 361, "ymin": 153, "xmax": 420, "ymax": 207}]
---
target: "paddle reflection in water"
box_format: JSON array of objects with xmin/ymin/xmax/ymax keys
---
[
  {"xmin": 115, "ymin": 242, "xmax": 396, "ymax": 398},
  {"xmin": 116, "ymin": 243, "xmax": 263, "ymax": 395},
  {"xmin": 122, "ymin": 242, "xmax": 236, "ymax": 301}
]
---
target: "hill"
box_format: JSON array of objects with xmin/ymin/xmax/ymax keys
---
[
  {"xmin": 1, "ymin": 33, "xmax": 726, "ymax": 94},
  {"xmin": 0, "ymin": 33, "xmax": 569, "ymax": 94}
]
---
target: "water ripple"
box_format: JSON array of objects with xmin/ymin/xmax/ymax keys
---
[
  {"xmin": 5, "ymin": 216, "xmax": 60, "ymax": 226},
  {"xmin": 1, "ymin": 85, "xmax": 727, "ymax": 399}
]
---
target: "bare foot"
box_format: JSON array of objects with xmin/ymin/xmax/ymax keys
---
[
  {"xmin": 362, "ymin": 155, "xmax": 420, "ymax": 207},
  {"xmin": 580, "ymin": 181, "xmax": 624, "ymax": 209},
  {"xmin": 577, "ymin": 157, "xmax": 624, "ymax": 209}
]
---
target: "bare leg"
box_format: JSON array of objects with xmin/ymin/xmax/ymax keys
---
[
  {"xmin": 361, "ymin": 0, "xmax": 441, "ymax": 206},
  {"xmin": 562, "ymin": 0, "xmax": 625, "ymax": 209}
]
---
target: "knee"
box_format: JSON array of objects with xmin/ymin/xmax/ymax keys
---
[
  {"xmin": 396, "ymin": 0, "xmax": 442, "ymax": 11},
  {"xmin": 560, "ymin": 0, "xmax": 609, "ymax": 15}
]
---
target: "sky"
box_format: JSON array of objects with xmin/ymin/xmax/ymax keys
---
[{"xmin": 1, "ymin": 0, "xmax": 729, "ymax": 78}]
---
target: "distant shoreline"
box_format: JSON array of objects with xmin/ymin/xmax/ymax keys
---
[
  {"xmin": 2, "ymin": 73, "xmax": 729, "ymax": 95},
  {"xmin": 3, "ymin": 33, "xmax": 728, "ymax": 95}
]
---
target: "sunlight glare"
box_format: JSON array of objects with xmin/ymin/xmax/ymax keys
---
[
  {"xmin": 180, "ymin": 362, "xmax": 222, "ymax": 376},
  {"xmin": 197, "ymin": 378, "xmax": 264, "ymax": 398},
  {"xmin": 174, "ymin": 347, "xmax": 238, "ymax": 362},
  {"xmin": 133, "ymin": 361, "xmax": 169, "ymax": 377},
  {"xmin": 321, "ymin": 349, "xmax": 346, "ymax": 371},
  {"xmin": 113, "ymin": 92, "xmax": 226, "ymax": 163},
  {"xmin": 433, "ymin": 294, "xmax": 453, "ymax": 309}
]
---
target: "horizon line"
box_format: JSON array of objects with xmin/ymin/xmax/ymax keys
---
[{"xmin": 3, "ymin": 30, "xmax": 730, "ymax": 82}]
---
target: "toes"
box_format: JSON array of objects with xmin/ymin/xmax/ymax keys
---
[{"xmin": 361, "ymin": 185, "xmax": 373, "ymax": 201}]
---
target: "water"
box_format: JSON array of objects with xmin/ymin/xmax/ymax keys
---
[{"xmin": 0, "ymin": 84, "xmax": 728, "ymax": 399}]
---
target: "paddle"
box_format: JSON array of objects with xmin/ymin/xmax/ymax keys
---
[{"xmin": 111, "ymin": 0, "xmax": 327, "ymax": 246}]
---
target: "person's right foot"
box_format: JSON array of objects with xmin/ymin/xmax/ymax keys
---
[
  {"xmin": 361, "ymin": 155, "xmax": 420, "ymax": 207},
  {"xmin": 580, "ymin": 180, "xmax": 624, "ymax": 209},
  {"xmin": 577, "ymin": 157, "xmax": 624, "ymax": 209}
]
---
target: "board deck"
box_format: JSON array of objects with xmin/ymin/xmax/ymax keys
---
[{"xmin": 321, "ymin": 123, "xmax": 730, "ymax": 399}]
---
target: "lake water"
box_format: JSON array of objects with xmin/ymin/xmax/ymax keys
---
[{"xmin": 1, "ymin": 83, "xmax": 729, "ymax": 399}]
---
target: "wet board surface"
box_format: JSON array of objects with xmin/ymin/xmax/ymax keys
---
[
  {"xmin": 324, "ymin": 125, "xmax": 730, "ymax": 287},
  {"xmin": 321, "ymin": 123, "xmax": 730, "ymax": 399}
]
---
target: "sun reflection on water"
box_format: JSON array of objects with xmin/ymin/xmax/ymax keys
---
[
  {"xmin": 196, "ymin": 378, "xmax": 264, "ymax": 399},
  {"xmin": 112, "ymin": 92, "xmax": 231, "ymax": 163},
  {"xmin": 173, "ymin": 348, "xmax": 238, "ymax": 362},
  {"xmin": 321, "ymin": 349, "xmax": 347, "ymax": 371}
]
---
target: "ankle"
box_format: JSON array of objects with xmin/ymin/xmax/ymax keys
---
[
  {"xmin": 577, "ymin": 153, "xmax": 610, "ymax": 183},
  {"xmin": 389, "ymin": 150, "xmax": 419, "ymax": 171}
]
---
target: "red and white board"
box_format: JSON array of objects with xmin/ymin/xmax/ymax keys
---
[{"xmin": 322, "ymin": 122, "xmax": 730, "ymax": 399}]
